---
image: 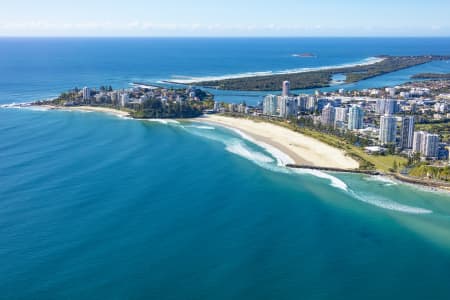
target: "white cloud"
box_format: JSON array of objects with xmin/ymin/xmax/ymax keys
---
[{"xmin": 0, "ymin": 21, "xmax": 448, "ymax": 36}]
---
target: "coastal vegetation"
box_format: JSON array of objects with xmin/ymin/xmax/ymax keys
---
[
  {"xmin": 37, "ymin": 86, "xmax": 215, "ymax": 119},
  {"xmin": 411, "ymin": 73, "xmax": 450, "ymax": 80},
  {"xmin": 190, "ymin": 55, "xmax": 450, "ymax": 91},
  {"xmin": 130, "ymin": 99, "xmax": 211, "ymax": 118},
  {"xmin": 409, "ymin": 163, "xmax": 450, "ymax": 182}
]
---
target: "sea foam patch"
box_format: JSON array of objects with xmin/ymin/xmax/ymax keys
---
[
  {"xmin": 293, "ymin": 169, "xmax": 348, "ymax": 192},
  {"xmin": 364, "ymin": 175, "xmax": 398, "ymax": 186},
  {"xmin": 185, "ymin": 125, "xmax": 216, "ymax": 130},
  {"xmin": 146, "ymin": 119, "xmax": 180, "ymax": 125},
  {"xmin": 350, "ymin": 191, "xmax": 432, "ymax": 215},
  {"xmin": 225, "ymin": 140, "xmax": 274, "ymax": 164}
]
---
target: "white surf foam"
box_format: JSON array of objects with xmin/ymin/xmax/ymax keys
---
[
  {"xmin": 181, "ymin": 125, "xmax": 293, "ymax": 173},
  {"xmin": 116, "ymin": 115, "xmax": 133, "ymax": 120},
  {"xmin": 23, "ymin": 106, "xmax": 51, "ymax": 112},
  {"xmin": 146, "ymin": 119, "xmax": 180, "ymax": 125},
  {"xmin": 222, "ymin": 126, "xmax": 296, "ymax": 167},
  {"xmin": 293, "ymin": 169, "xmax": 349, "ymax": 192},
  {"xmin": 59, "ymin": 109, "xmax": 92, "ymax": 113},
  {"xmin": 1, "ymin": 102, "xmax": 37, "ymax": 110},
  {"xmin": 364, "ymin": 175, "xmax": 398, "ymax": 186},
  {"xmin": 225, "ymin": 140, "xmax": 274, "ymax": 164},
  {"xmin": 185, "ymin": 125, "xmax": 216, "ymax": 130},
  {"xmin": 350, "ymin": 191, "xmax": 432, "ymax": 214},
  {"xmin": 257, "ymin": 141, "xmax": 295, "ymax": 167}
]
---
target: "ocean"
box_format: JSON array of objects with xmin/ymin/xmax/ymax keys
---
[{"xmin": 1, "ymin": 38, "xmax": 450, "ymax": 299}]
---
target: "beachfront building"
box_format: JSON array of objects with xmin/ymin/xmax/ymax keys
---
[
  {"xmin": 297, "ymin": 96, "xmax": 308, "ymax": 112},
  {"xmin": 348, "ymin": 105, "xmax": 364, "ymax": 130},
  {"xmin": 282, "ymin": 81, "xmax": 290, "ymax": 97},
  {"xmin": 335, "ymin": 107, "xmax": 348, "ymax": 122},
  {"xmin": 400, "ymin": 116, "xmax": 415, "ymax": 149},
  {"xmin": 385, "ymin": 99, "xmax": 398, "ymax": 115},
  {"xmin": 237, "ymin": 103, "xmax": 246, "ymax": 114},
  {"xmin": 279, "ymin": 96, "xmax": 296, "ymax": 118},
  {"xmin": 376, "ymin": 98, "xmax": 398, "ymax": 115},
  {"xmin": 316, "ymin": 99, "xmax": 329, "ymax": 112},
  {"xmin": 110, "ymin": 91, "xmax": 120, "ymax": 105},
  {"xmin": 413, "ymin": 131, "xmax": 440, "ymax": 158},
  {"xmin": 413, "ymin": 131, "xmax": 426, "ymax": 154},
  {"xmin": 321, "ymin": 103, "xmax": 335, "ymax": 127},
  {"xmin": 334, "ymin": 107, "xmax": 347, "ymax": 129},
  {"xmin": 82, "ymin": 87, "xmax": 91, "ymax": 101},
  {"xmin": 263, "ymin": 95, "xmax": 278, "ymax": 116},
  {"xmin": 214, "ymin": 101, "xmax": 220, "ymax": 112},
  {"xmin": 306, "ymin": 96, "xmax": 316, "ymax": 112},
  {"xmin": 379, "ymin": 115, "xmax": 397, "ymax": 145},
  {"xmin": 386, "ymin": 87, "xmax": 397, "ymax": 97},
  {"xmin": 120, "ymin": 93, "xmax": 129, "ymax": 107}
]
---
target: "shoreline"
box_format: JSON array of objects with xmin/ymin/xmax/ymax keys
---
[
  {"xmin": 195, "ymin": 114, "xmax": 360, "ymax": 169},
  {"xmin": 182, "ymin": 55, "xmax": 450, "ymax": 91},
  {"xmin": 195, "ymin": 115, "xmax": 450, "ymax": 193},
  {"xmin": 5, "ymin": 104, "xmax": 449, "ymax": 193},
  {"xmin": 35, "ymin": 105, "xmax": 132, "ymax": 117},
  {"xmin": 166, "ymin": 56, "xmax": 385, "ymax": 85}
]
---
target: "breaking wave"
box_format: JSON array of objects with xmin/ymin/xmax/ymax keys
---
[
  {"xmin": 145, "ymin": 119, "xmax": 180, "ymax": 125},
  {"xmin": 168, "ymin": 57, "xmax": 385, "ymax": 84},
  {"xmin": 293, "ymin": 169, "xmax": 348, "ymax": 191},
  {"xmin": 364, "ymin": 175, "xmax": 398, "ymax": 186},
  {"xmin": 350, "ymin": 191, "xmax": 432, "ymax": 214},
  {"xmin": 185, "ymin": 125, "xmax": 216, "ymax": 130}
]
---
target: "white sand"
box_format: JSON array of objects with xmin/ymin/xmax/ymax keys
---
[
  {"xmin": 41, "ymin": 105, "xmax": 131, "ymax": 117},
  {"xmin": 199, "ymin": 115, "xmax": 359, "ymax": 169}
]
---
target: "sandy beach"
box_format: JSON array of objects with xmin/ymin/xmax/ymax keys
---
[
  {"xmin": 198, "ymin": 115, "xmax": 359, "ymax": 169},
  {"xmin": 40, "ymin": 105, "xmax": 131, "ymax": 117}
]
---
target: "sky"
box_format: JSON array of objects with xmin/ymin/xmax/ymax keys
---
[{"xmin": 1, "ymin": 0, "xmax": 450, "ymax": 37}]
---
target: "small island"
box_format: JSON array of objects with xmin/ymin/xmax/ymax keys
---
[
  {"xmin": 33, "ymin": 85, "xmax": 216, "ymax": 119},
  {"xmin": 292, "ymin": 53, "xmax": 316, "ymax": 58},
  {"xmin": 189, "ymin": 55, "xmax": 450, "ymax": 91}
]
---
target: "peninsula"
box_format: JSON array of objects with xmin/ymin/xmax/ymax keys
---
[
  {"xmin": 186, "ymin": 55, "xmax": 450, "ymax": 91},
  {"xmin": 23, "ymin": 73, "xmax": 450, "ymax": 190},
  {"xmin": 33, "ymin": 85, "xmax": 215, "ymax": 119}
]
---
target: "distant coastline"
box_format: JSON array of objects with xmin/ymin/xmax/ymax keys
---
[
  {"xmin": 411, "ymin": 73, "xmax": 450, "ymax": 80},
  {"xmin": 180, "ymin": 55, "xmax": 450, "ymax": 91},
  {"xmin": 165, "ymin": 56, "xmax": 384, "ymax": 85}
]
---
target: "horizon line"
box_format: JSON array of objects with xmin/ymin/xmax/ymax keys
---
[{"xmin": 1, "ymin": 35, "xmax": 450, "ymax": 39}]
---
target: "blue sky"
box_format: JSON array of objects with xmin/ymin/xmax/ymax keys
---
[{"xmin": 1, "ymin": 0, "xmax": 449, "ymax": 37}]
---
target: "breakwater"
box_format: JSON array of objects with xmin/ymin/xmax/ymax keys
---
[{"xmin": 286, "ymin": 164, "xmax": 381, "ymax": 175}]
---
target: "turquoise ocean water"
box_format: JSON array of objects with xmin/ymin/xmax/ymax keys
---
[{"xmin": 1, "ymin": 38, "xmax": 450, "ymax": 299}]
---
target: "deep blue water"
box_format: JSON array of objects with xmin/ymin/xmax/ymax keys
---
[
  {"xmin": 1, "ymin": 38, "xmax": 450, "ymax": 299},
  {"xmin": 1, "ymin": 37, "xmax": 450, "ymax": 104}
]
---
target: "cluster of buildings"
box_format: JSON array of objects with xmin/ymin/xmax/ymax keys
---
[
  {"xmin": 66, "ymin": 86, "xmax": 206, "ymax": 107},
  {"xmin": 259, "ymin": 81, "xmax": 449, "ymax": 161}
]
